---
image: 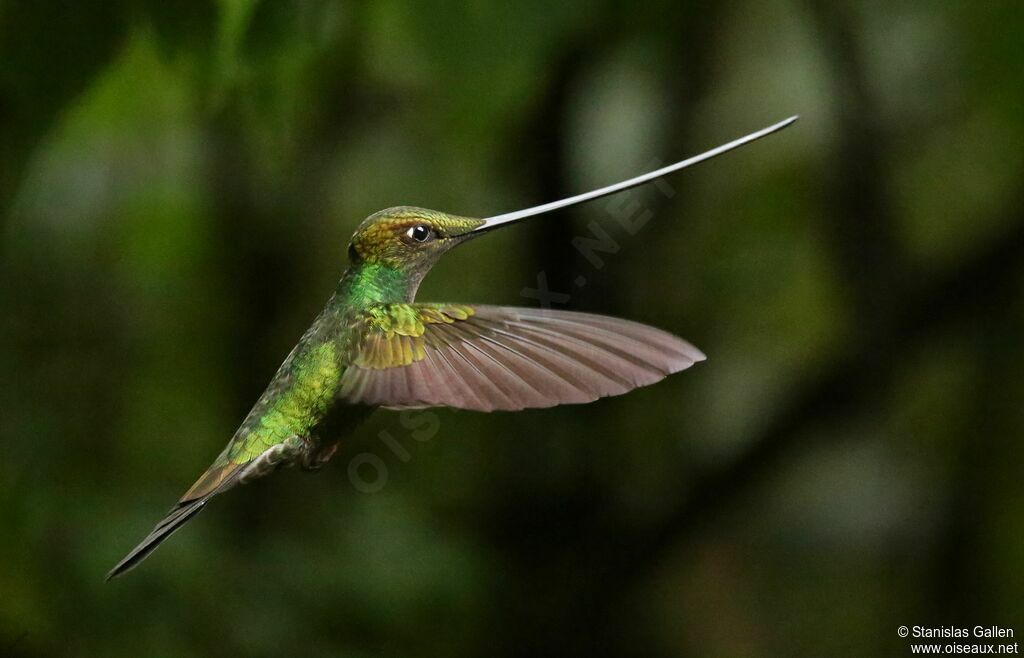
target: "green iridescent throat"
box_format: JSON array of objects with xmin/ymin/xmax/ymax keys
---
[{"xmin": 339, "ymin": 262, "xmax": 417, "ymax": 306}]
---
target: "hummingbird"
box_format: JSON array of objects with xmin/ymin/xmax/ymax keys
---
[{"xmin": 107, "ymin": 116, "xmax": 797, "ymax": 579}]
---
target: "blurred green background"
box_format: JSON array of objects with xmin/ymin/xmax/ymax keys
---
[{"xmin": 2, "ymin": 1, "xmax": 1023, "ymax": 656}]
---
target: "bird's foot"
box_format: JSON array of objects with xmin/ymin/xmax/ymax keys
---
[{"xmin": 301, "ymin": 440, "xmax": 338, "ymax": 472}]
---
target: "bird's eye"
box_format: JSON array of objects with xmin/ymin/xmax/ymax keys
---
[{"xmin": 406, "ymin": 225, "xmax": 433, "ymax": 243}]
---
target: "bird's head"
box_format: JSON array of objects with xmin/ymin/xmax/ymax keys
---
[
  {"xmin": 347, "ymin": 206, "xmax": 485, "ymax": 274},
  {"xmin": 344, "ymin": 116, "xmax": 798, "ymax": 295}
]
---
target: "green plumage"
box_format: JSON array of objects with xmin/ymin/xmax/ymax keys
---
[{"xmin": 229, "ymin": 342, "xmax": 340, "ymax": 462}]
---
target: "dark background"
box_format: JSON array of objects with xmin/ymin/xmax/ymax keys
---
[{"xmin": 2, "ymin": 1, "xmax": 1022, "ymax": 656}]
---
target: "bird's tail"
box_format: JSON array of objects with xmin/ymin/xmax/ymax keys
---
[
  {"xmin": 107, "ymin": 453, "xmax": 248, "ymax": 580},
  {"xmin": 105, "ymin": 498, "xmax": 210, "ymax": 580}
]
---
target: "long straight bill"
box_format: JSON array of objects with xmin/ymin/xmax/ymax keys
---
[{"xmin": 474, "ymin": 115, "xmax": 798, "ymax": 232}]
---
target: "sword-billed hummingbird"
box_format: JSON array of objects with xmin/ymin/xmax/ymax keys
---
[{"xmin": 107, "ymin": 116, "xmax": 797, "ymax": 579}]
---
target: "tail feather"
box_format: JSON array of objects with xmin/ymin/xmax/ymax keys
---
[
  {"xmin": 107, "ymin": 457, "xmax": 250, "ymax": 580},
  {"xmin": 107, "ymin": 442, "xmax": 291, "ymax": 579},
  {"xmin": 105, "ymin": 498, "xmax": 208, "ymax": 581}
]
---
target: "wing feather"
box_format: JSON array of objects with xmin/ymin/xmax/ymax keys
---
[{"xmin": 338, "ymin": 304, "xmax": 705, "ymax": 411}]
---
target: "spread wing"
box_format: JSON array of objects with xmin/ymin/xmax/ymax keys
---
[{"xmin": 337, "ymin": 303, "xmax": 705, "ymax": 412}]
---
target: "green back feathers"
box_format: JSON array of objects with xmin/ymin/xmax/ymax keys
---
[{"xmin": 229, "ymin": 342, "xmax": 341, "ymax": 463}]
